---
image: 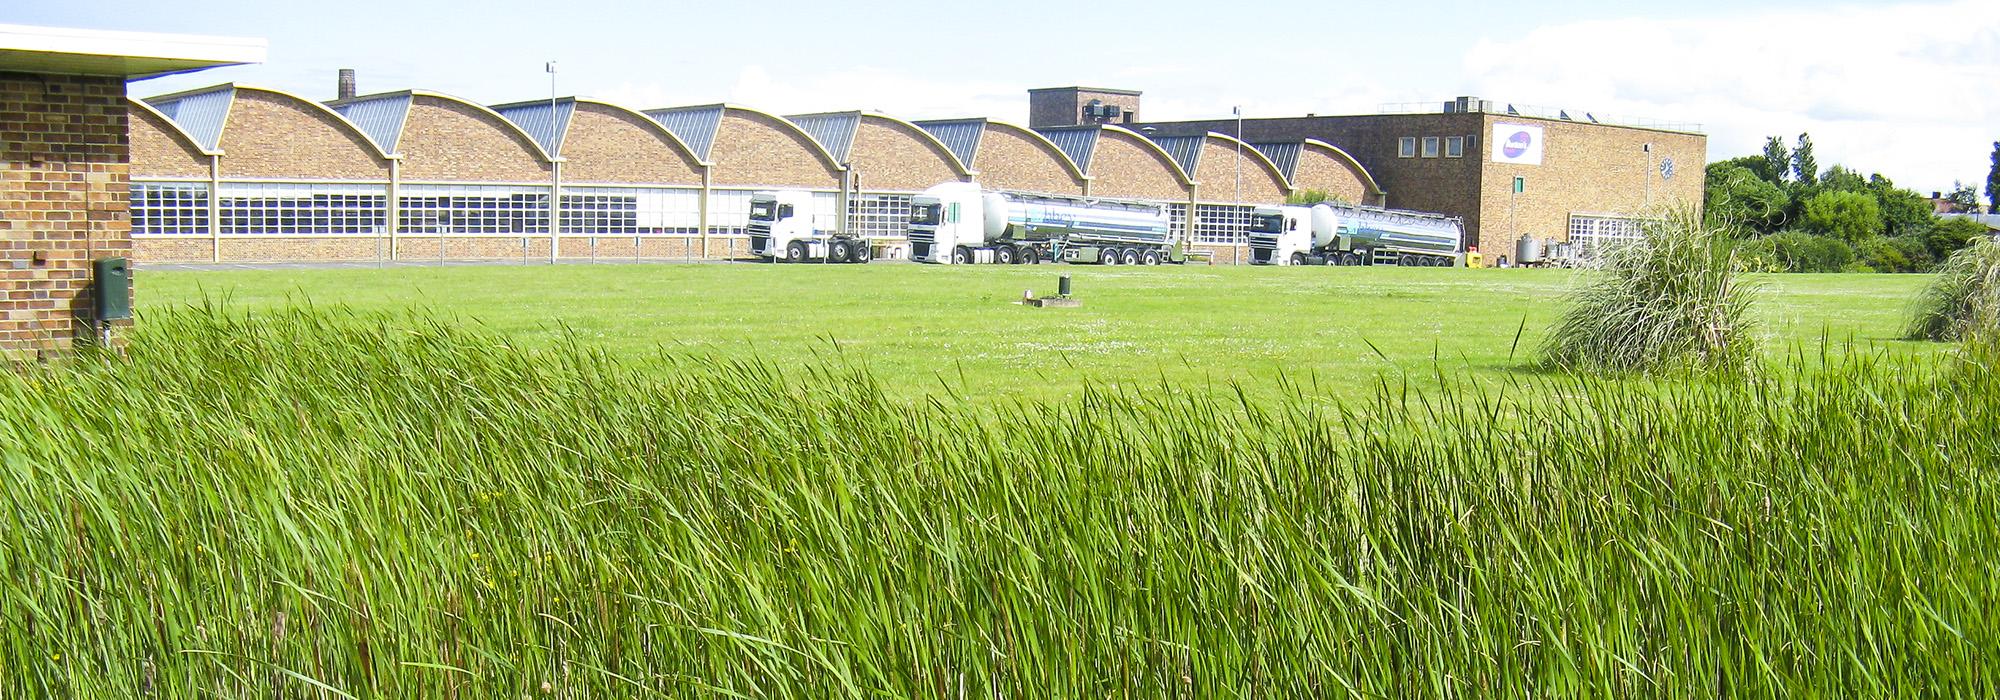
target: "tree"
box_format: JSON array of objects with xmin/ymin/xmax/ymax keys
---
[
  {"xmin": 1862, "ymin": 173, "xmax": 1938, "ymax": 238},
  {"xmin": 1987, "ymin": 141, "xmax": 2000, "ymax": 213},
  {"xmin": 1792, "ymin": 133, "xmax": 1818, "ymax": 186},
  {"xmin": 1761, "ymin": 137, "xmax": 1790, "ymax": 184},
  {"xmin": 1803, "ymin": 190, "xmax": 1882, "ymax": 242},
  {"xmin": 1704, "ymin": 164, "xmax": 1788, "ymax": 234},
  {"xmin": 1947, "ymin": 182, "xmax": 1981, "ymax": 213},
  {"xmin": 1819, "ymin": 165, "xmax": 1867, "ymax": 193}
]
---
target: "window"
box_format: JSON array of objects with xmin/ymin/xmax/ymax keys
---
[
  {"xmin": 398, "ymin": 185, "xmax": 548, "ymax": 235},
  {"xmin": 1190, "ymin": 203, "xmax": 1254, "ymax": 245},
  {"xmin": 1421, "ymin": 137, "xmax": 1440, "ymax": 158},
  {"xmin": 848, "ymin": 194, "xmax": 913, "ymax": 239},
  {"xmin": 560, "ymin": 187, "xmax": 701, "ymax": 235},
  {"xmin": 1445, "ymin": 136, "xmax": 1465, "ymax": 158},
  {"xmin": 130, "ymin": 182, "xmax": 209, "ymax": 235},
  {"xmin": 217, "ymin": 182, "xmax": 388, "ymax": 235},
  {"xmin": 1568, "ymin": 214, "xmax": 1650, "ymax": 257},
  {"xmin": 1398, "ymin": 137, "xmax": 1416, "ymax": 158}
]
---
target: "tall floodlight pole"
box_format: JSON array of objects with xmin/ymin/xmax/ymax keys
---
[
  {"xmin": 1234, "ymin": 105, "xmax": 1243, "ymax": 265},
  {"xmin": 547, "ymin": 61, "xmax": 560, "ymax": 264}
]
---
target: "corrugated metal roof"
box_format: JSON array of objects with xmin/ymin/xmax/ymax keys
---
[
  {"xmin": 1251, "ymin": 142, "xmax": 1302, "ymax": 180},
  {"xmin": 146, "ymin": 85, "xmax": 234, "ymax": 151},
  {"xmin": 1035, "ymin": 126, "xmax": 1099, "ymax": 173},
  {"xmin": 644, "ymin": 105, "xmax": 724, "ymax": 161},
  {"xmin": 914, "ymin": 119, "xmax": 985, "ymax": 169},
  {"xmin": 493, "ymin": 98, "xmax": 574, "ymax": 157},
  {"xmin": 328, "ymin": 93, "xmax": 411, "ymax": 154},
  {"xmin": 1149, "ymin": 135, "xmax": 1204, "ymax": 177},
  {"xmin": 786, "ymin": 112, "xmax": 860, "ymax": 163}
]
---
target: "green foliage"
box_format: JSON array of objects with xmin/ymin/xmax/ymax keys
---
[
  {"xmin": 1285, "ymin": 188, "xmax": 1344, "ymax": 205},
  {"xmin": 1705, "ymin": 164, "xmax": 1788, "ymax": 233},
  {"xmin": 1947, "ymin": 181, "xmax": 1982, "ymax": 214},
  {"xmin": 1542, "ymin": 209, "xmax": 1759, "ymax": 375},
  {"xmin": 1908, "ymin": 238, "xmax": 2000, "ymax": 342},
  {"xmin": 1926, "ymin": 216, "xmax": 1992, "ymax": 260},
  {"xmin": 1803, "ymin": 190, "xmax": 1883, "ymax": 242},
  {"xmin": 1766, "ymin": 230, "xmax": 1857, "ymax": 272},
  {"xmin": 1762, "ymin": 136, "xmax": 1790, "ymax": 184},
  {"xmin": 1988, "ymin": 142, "xmax": 2000, "ymax": 213},
  {"xmin": 1855, "ymin": 235, "xmax": 1930, "ymax": 273},
  {"xmin": 1819, "ymin": 165, "xmax": 1867, "ymax": 193},
  {"xmin": 4, "ymin": 307, "xmax": 1996, "ymax": 697},
  {"xmin": 1871, "ymin": 178, "xmax": 1939, "ymax": 237},
  {"xmin": 1792, "ymin": 133, "xmax": 1818, "ymax": 185}
]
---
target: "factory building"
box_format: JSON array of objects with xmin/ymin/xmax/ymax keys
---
[
  {"xmin": 1104, "ymin": 91, "xmax": 1708, "ymax": 258},
  {"xmin": 126, "ymin": 76, "xmax": 1390, "ymax": 264}
]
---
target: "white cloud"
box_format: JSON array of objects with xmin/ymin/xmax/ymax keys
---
[{"xmin": 1462, "ymin": 0, "xmax": 2000, "ymax": 192}]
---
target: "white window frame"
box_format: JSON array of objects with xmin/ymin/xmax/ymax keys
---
[
  {"xmin": 1421, "ymin": 136, "xmax": 1440, "ymax": 158},
  {"xmin": 130, "ymin": 182, "xmax": 210, "ymax": 235},
  {"xmin": 1445, "ymin": 136, "xmax": 1464, "ymax": 158},
  {"xmin": 1398, "ymin": 137, "xmax": 1416, "ymax": 158}
]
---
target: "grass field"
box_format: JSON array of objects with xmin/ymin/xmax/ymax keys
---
[{"xmin": 138, "ymin": 262, "xmax": 1935, "ymax": 402}]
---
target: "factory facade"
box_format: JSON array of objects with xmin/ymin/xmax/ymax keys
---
[
  {"xmin": 126, "ymin": 81, "xmax": 1701, "ymax": 265},
  {"xmin": 1119, "ymin": 95, "xmax": 1708, "ymax": 258}
]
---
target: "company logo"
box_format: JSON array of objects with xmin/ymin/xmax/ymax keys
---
[{"xmin": 1503, "ymin": 131, "xmax": 1533, "ymax": 159}]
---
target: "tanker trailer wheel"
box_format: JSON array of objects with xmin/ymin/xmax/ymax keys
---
[
  {"xmin": 1340, "ymin": 252, "xmax": 1362, "ymax": 266},
  {"xmin": 785, "ymin": 241, "xmax": 809, "ymax": 263},
  {"xmin": 1289, "ymin": 252, "xmax": 1306, "ymax": 266},
  {"xmin": 952, "ymin": 246, "xmax": 972, "ymax": 265},
  {"xmin": 851, "ymin": 241, "xmax": 872, "ymax": 263},
  {"xmin": 995, "ymin": 246, "xmax": 1016, "ymax": 265},
  {"xmin": 1143, "ymin": 250, "xmax": 1163, "ymax": 266},
  {"xmin": 829, "ymin": 240, "xmax": 853, "ymax": 263},
  {"xmin": 1100, "ymin": 249, "xmax": 1119, "ymax": 265},
  {"xmin": 1120, "ymin": 248, "xmax": 1141, "ymax": 266},
  {"xmin": 1022, "ymin": 247, "xmax": 1041, "ymax": 265},
  {"xmin": 1397, "ymin": 254, "xmax": 1418, "ymax": 267}
]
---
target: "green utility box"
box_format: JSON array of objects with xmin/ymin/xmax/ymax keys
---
[{"xmin": 92, "ymin": 257, "xmax": 132, "ymax": 322}]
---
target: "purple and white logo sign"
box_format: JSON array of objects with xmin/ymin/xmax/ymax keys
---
[{"xmin": 1490, "ymin": 124, "xmax": 1545, "ymax": 165}]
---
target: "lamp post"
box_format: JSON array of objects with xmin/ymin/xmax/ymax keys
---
[
  {"xmin": 547, "ymin": 60, "xmax": 559, "ymax": 264},
  {"xmin": 1233, "ymin": 105, "xmax": 1242, "ymax": 265}
]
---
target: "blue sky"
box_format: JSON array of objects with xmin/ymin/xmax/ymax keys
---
[{"xmin": 14, "ymin": 0, "xmax": 1999, "ymax": 192}]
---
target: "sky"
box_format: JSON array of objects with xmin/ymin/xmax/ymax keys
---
[{"xmin": 14, "ymin": 0, "xmax": 2000, "ymax": 193}]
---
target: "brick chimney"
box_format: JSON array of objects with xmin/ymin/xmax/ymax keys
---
[{"xmin": 337, "ymin": 69, "xmax": 356, "ymax": 100}]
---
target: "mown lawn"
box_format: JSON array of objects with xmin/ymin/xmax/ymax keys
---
[{"xmin": 138, "ymin": 261, "xmax": 1935, "ymax": 402}]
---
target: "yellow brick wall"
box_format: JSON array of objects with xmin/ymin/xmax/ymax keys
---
[
  {"xmin": 399, "ymin": 96, "xmax": 551, "ymax": 182},
  {"xmin": 971, "ymin": 124, "xmax": 1085, "ymax": 195},
  {"xmin": 708, "ymin": 110, "xmax": 841, "ymax": 188},
  {"xmin": 129, "ymin": 105, "xmax": 209, "ymax": 178},
  {"xmin": 1193, "ymin": 139, "xmax": 1287, "ymax": 204},
  {"xmin": 562, "ymin": 104, "xmax": 703, "ymax": 186},
  {"xmin": 850, "ymin": 117, "xmax": 962, "ymax": 192},
  {"xmin": 1476, "ymin": 116, "xmax": 1707, "ymax": 254},
  {"xmin": 1085, "ymin": 131, "xmax": 1189, "ymax": 201},
  {"xmin": 1291, "ymin": 144, "xmax": 1381, "ymax": 206},
  {"xmin": 221, "ymin": 90, "xmax": 390, "ymax": 181}
]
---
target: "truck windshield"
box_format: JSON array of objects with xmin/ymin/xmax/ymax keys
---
[
  {"xmin": 910, "ymin": 203, "xmax": 942, "ymax": 226},
  {"xmin": 749, "ymin": 202, "xmax": 777, "ymax": 222},
  {"xmin": 1249, "ymin": 214, "xmax": 1284, "ymax": 234}
]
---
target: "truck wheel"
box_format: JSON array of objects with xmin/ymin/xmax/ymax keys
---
[
  {"xmin": 996, "ymin": 246, "xmax": 1016, "ymax": 265},
  {"xmin": 1120, "ymin": 248, "xmax": 1141, "ymax": 266},
  {"xmin": 952, "ymin": 246, "xmax": 971, "ymax": 265},
  {"xmin": 1023, "ymin": 247, "xmax": 1041, "ymax": 265},
  {"xmin": 1289, "ymin": 252, "xmax": 1306, "ymax": 266},
  {"xmin": 1143, "ymin": 250, "xmax": 1162, "ymax": 266},
  {"xmin": 1398, "ymin": 255, "xmax": 1418, "ymax": 267},
  {"xmin": 785, "ymin": 241, "xmax": 809, "ymax": 263},
  {"xmin": 851, "ymin": 242, "xmax": 872, "ymax": 263},
  {"xmin": 1100, "ymin": 249, "xmax": 1118, "ymax": 266},
  {"xmin": 1340, "ymin": 252, "xmax": 1362, "ymax": 266},
  {"xmin": 830, "ymin": 240, "xmax": 852, "ymax": 263}
]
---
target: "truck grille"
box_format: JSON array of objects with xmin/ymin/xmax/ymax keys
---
[
  {"xmin": 912, "ymin": 242, "xmax": 932, "ymax": 260},
  {"xmin": 1247, "ymin": 235, "xmax": 1278, "ymax": 250},
  {"xmin": 749, "ymin": 234, "xmax": 772, "ymax": 255}
]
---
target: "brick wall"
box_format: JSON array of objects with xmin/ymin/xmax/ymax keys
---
[
  {"xmin": 1291, "ymin": 143, "xmax": 1381, "ymax": 206},
  {"xmin": 400, "ymin": 96, "xmax": 551, "ymax": 182},
  {"xmin": 970, "ymin": 123, "xmax": 1085, "ymax": 195},
  {"xmin": 1084, "ymin": 131, "xmax": 1189, "ymax": 201},
  {"xmin": 0, "ymin": 72, "xmax": 130, "ymax": 356},
  {"xmin": 709, "ymin": 109, "xmax": 842, "ymax": 188},
  {"xmin": 221, "ymin": 89, "xmax": 390, "ymax": 180},
  {"xmin": 129, "ymin": 103, "xmax": 209, "ymax": 178},
  {"xmin": 849, "ymin": 117, "xmax": 962, "ymax": 192},
  {"xmin": 1028, "ymin": 88, "xmax": 1141, "ymax": 129},
  {"xmin": 133, "ymin": 237, "xmax": 210, "ymax": 263},
  {"xmin": 1476, "ymin": 115, "xmax": 1707, "ymax": 255},
  {"xmin": 1192, "ymin": 139, "xmax": 1287, "ymax": 204},
  {"xmin": 562, "ymin": 103, "xmax": 703, "ymax": 186}
]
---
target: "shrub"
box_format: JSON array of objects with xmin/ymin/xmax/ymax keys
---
[
  {"xmin": 1542, "ymin": 208, "xmax": 1759, "ymax": 374},
  {"xmin": 1802, "ymin": 190, "xmax": 1883, "ymax": 242},
  {"xmin": 1767, "ymin": 230, "xmax": 1856, "ymax": 272},
  {"xmin": 1855, "ymin": 235, "xmax": 1930, "ymax": 273},
  {"xmin": 1729, "ymin": 235, "xmax": 1783, "ymax": 272},
  {"xmin": 1924, "ymin": 216, "xmax": 1991, "ymax": 260},
  {"xmin": 1286, "ymin": 189, "xmax": 1346, "ymax": 205},
  {"xmin": 1907, "ymin": 238, "xmax": 2000, "ymax": 342}
]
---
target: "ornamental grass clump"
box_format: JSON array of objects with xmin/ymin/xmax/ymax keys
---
[
  {"xmin": 1906, "ymin": 238, "xmax": 2000, "ymax": 345},
  {"xmin": 1541, "ymin": 208, "xmax": 1759, "ymax": 374}
]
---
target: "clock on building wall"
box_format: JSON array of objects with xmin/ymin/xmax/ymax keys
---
[{"xmin": 1660, "ymin": 157, "xmax": 1676, "ymax": 180}]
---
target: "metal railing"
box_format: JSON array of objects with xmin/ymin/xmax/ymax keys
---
[{"xmin": 1374, "ymin": 100, "xmax": 1702, "ymax": 133}]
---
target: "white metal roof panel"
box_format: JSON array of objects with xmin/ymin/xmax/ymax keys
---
[
  {"xmin": 493, "ymin": 98, "xmax": 575, "ymax": 157},
  {"xmin": 644, "ymin": 105, "xmax": 724, "ymax": 161},
  {"xmin": 328, "ymin": 93, "xmax": 412, "ymax": 154},
  {"xmin": 914, "ymin": 119, "xmax": 985, "ymax": 169},
  {"xmin": 145, "ymin": 85, "xmax": 233, "ymax": 151},
  {"xmin": 786, "ymin": 112, "xmax": 861, "ymax": 163},
  {"xmin": 1035, "ymin": 126, "xmax": 1100, "ymax": 174}
]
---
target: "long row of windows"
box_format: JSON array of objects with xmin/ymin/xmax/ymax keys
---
[
  {"xmin": 1399, "ymin": 135, "xmax": 1472, "ymax": 159},
  {"xmin": 1568, "ymin": 214, "xmax": 1649, "ymax": 256},
  {"xmin": 132, "ymin": 183, "xmax": 208, "ymax": 235},
  {"xmin": 1169, "ymin": 203, "xmax": 1256, "ymax": 245},
  {"xmin": 848, "ymin": 194, "xmax": 912, "ymax": 240}
]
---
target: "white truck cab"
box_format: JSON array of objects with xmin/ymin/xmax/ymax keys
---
[
  {"xmin": 748, "ymin": 190, "xmax": 871, "ymax": 264},
  {"xmin": 907, "ymin": 182, "xmax": 993, "ymax": 264},
  {"xmin": 1248, "ymin": 204, "xmax": 1337, "ymax": 266}
]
